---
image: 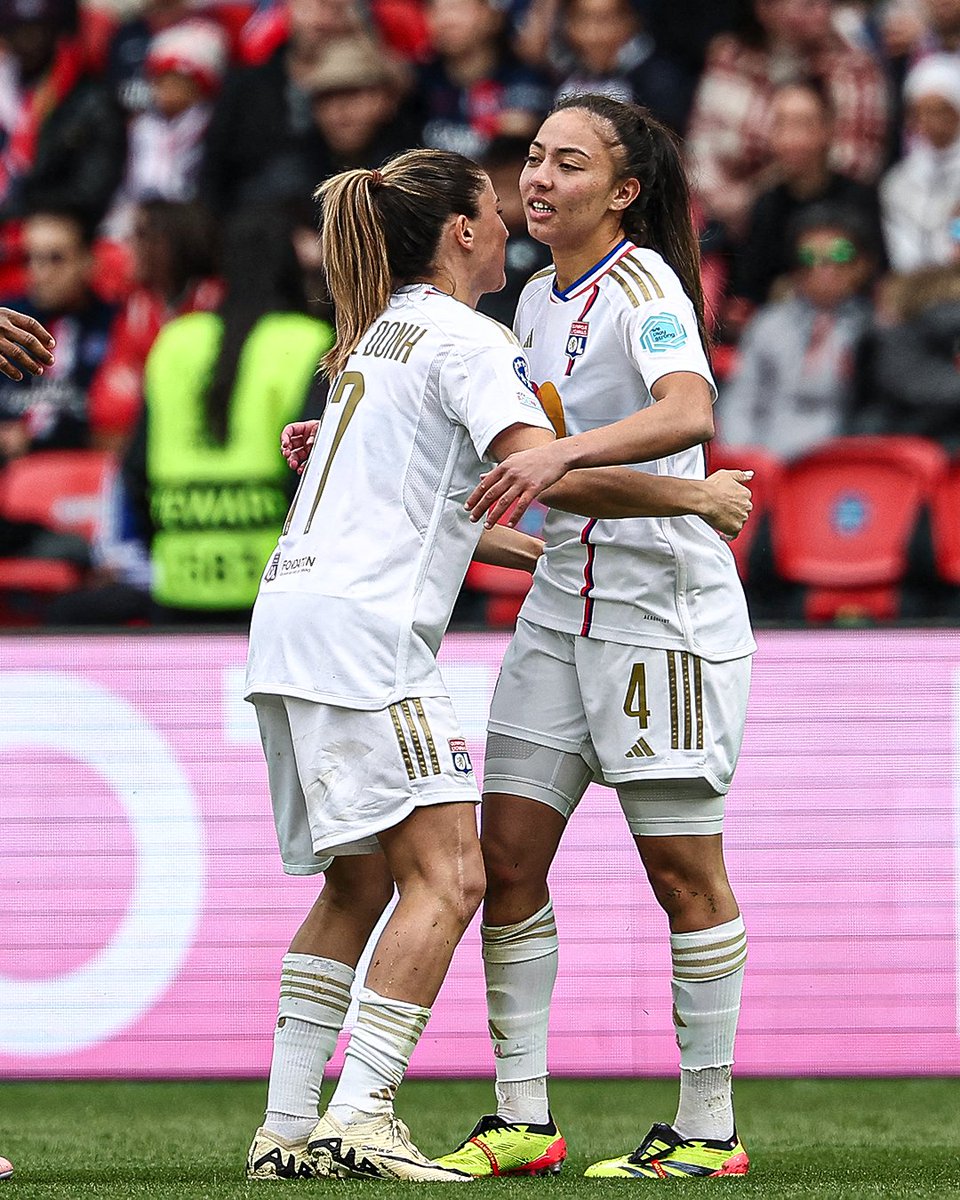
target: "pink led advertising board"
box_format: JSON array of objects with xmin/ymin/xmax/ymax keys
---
[{"xmin": 0, "ymin": 630, "xmax": 957, "ymax": 1077}]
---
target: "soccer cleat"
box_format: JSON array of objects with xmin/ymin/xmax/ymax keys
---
[
  {"xmin": 246, "ymin": 1126, "xmax": 318, "ymax": 1180},
  {"xmin": 307, "ymin": 1110, "xmax": 473, "ymax": 1182},
  {"xmin": 584, "ymin": 1122, "xmax": 749, "ymax": 1179},
  {"xmin": 435, "ymin": 1114, "xmax": 567, "ymax": 1177}
]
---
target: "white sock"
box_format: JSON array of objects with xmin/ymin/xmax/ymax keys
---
[
  {"xmin": 482, "ymin": 899, "xmax": 558, "ymax": 1125},
  {"xmin": 328, "ymin": 987, "xmax": 430, "ymax": 1121},
  {"xmin": 670, "ymin": 915, "xmax": 747, "ymax": 1142},
  {"xmin": 263, "ymin": 953, "xmax": 355, "ymax": 1141}
]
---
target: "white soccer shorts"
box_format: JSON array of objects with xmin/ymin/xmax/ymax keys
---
[
  {"xmin": 484, "ymin": 618, "xmax": 752, "ymax": 837},
  {"xmin": 251, "ymin": 692, "xmax": 480, "ymax": 874}
]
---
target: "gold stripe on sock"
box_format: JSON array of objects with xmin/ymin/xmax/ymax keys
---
[
  {"xmin": 673, "ymin": 932, "xmax": 747, "ymax": 957},
  {"xmin": 672, "ymin": 949, "xmax": 748, "ymax": 982}
]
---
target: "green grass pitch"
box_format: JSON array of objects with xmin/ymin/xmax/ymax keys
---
[{"xmin": 2, "ymin": 1077, "xmax": 959, "ymax": 1197}]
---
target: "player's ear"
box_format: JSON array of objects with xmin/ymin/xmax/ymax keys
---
[
  {"xmin": 453, "ymin": 213, "xmax": 474, "ymax": 251},
  {"xmin": 611, "ymin": 177, "xmax": 641, "ymax": 211}
]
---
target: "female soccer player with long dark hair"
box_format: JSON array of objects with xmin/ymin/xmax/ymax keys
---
[
  {"xmin": 437, "ymin": 95, "xmax": 755, "ymax": 1180},
  {"xmin": 245, "ymin": 146, "xmax": 752, "ymax": 1183}
]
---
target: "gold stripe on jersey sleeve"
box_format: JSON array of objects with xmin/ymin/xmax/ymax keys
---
[
  {"xmin": 400, "ymin": 701, "xmax": 429, "ymax": 777},
  {"xmin": 626, "ymin": 254, "xmax": 665, "ymax": 299},
  {"xmin": 616, "ymin": 259, "xmax": 653, "ymax": 302},
  {"xmin": 681, "ymin": 652, "xmax": 693, "ymax": 750},
  {"xmin": 666, "ymin": 651, "xmax": 680, "ymax": 750},
  {"xmin": 526, "ymin": 266, "xmax": 555, "ymax": 284},
  {"xmin": 693, "ymin": 656, "xmax": 704, "ymax": 750},
  {"xmin": 389, "ymin": 704, "xmax": 416, "ymax": 781},
  {"xmin": 412, "ymin": 698, "xmax": 441, "ymax": 774},
  {"xmin": 609, "ymin": 268, "xmax": 641, "ymax": 308}
]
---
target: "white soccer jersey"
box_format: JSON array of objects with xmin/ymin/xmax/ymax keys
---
[
  {"xmin": 515, "ymin": 239, "xmax": 756, "ymax": 662},
  {"xmin": 245, "ymin": 284, "xmax": 553, "ymax": 708}
]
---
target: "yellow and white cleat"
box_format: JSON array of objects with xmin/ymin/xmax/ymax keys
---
[
  {"xmin": 585, "ymin": 1122, "xmax": 749, "ymax": 1179},
  {"xmin": 435, "ymin": 1114, "xmax": 567, "ymax": 1177}
]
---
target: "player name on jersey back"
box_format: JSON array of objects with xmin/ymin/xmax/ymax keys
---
[{"xmin": 245, "ymin": 284, "xmax": 554, "ymax": 708}]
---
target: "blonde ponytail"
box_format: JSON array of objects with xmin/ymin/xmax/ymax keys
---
[
  {"xmin": 316, "ymin": 169, "xmax": 392, "ymax": 377},
  {"xmin": 315, "ymin": 150, "xmax": 487, "ymax": 376}
]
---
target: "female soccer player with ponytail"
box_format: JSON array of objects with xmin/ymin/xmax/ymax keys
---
[
  {"xmin": 244, "ymin": 146, "xmax": 752, "ymax": 1183},
  {"xmin": 436, "ymin": 95, "xmax": 756, "ymax": 1181}
]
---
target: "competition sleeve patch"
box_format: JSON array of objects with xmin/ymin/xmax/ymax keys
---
[{"xmin": 639, "ymin": 312, "xmax": 688, "ymax": 354}]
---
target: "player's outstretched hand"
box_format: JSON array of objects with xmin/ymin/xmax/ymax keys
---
[
  {"xmin": 281, "ymin": 420, "xmax": 320, "ymax": 474},
  {"xmin": 701, "ymin": 469, "xmax": 753, "ymax": 538},
  {"xmin": 0, "ymin": 308, "xmax": 55, "ymax": 381},
  {"xmin": 467, "ymin": 439, "xmax": 570, "ymax": 529}
]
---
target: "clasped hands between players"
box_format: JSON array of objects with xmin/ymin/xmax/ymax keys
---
[{"xmin": 280, "ymin": 418, "xmax": 754, "ymax": 541}]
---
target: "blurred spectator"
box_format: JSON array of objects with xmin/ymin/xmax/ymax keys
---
[
  {"xmin": 302, "ymin": 34, "xmax": 417, "ymax": 178},
  {"xmin": 642, "ymin": 0, "xmax": 741, "ymax": 83},
  {"xmin": 551, "ymin": 0, "xmax": 693, "ymax": 131},
  {"xmin": 717, "ymin": 204, "xmax": 877, "ymax": 459},
  {"xmin": 200, "ymin": 0, "xmax": 366, "ymax": 216},
  {"xmin": 104, "ymin": 0, "xmax": 247, "ymax": 118},
  {"xmin": 477, "ymin": 134, "xmax": 551, "ymax": 325},
  {"xmin": 852, "ymin": 257, "xmax": 960, "ymax": 448},
  {"xmin": 881, "ymin": 54, "xmax": 960, "ymax": 270},
  {"xmin": 121, "ymin": 205, "xmax": 333, "ymax": 622},
  {"xmin": 0, "ymin": 209, "xmax": 116, "ymax": 463},
  {"xmin": 88, "ymin": 199, "xmax": 222, "ymax": 452},
  {"xmin": 686, "ymin": 0, "xmax": 889, "ymax": 239},
  {"xmin": 0, "ymin": 0, "xmax": 125, "ymax": 231},
  {"xmin": 414, "ymin": 0, "xmax": 552, "ymax": 158},
  {"xmin": 104, "ymin": 20, "xmax": 229, "ymax": 239},
  {"xmin": 239, "ymin": 0, "xmax": 431, "ymax": 64},
  {"xmin": 731, "ymin": 77, "xmax": 885, "ymax": 306}
]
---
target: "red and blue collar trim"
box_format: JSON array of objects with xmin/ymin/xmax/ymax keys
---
[{"xmin": 550, "ymin": 238, "xmax": 634, "ymax": 303}]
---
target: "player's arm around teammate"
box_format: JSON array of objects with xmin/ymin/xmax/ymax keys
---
[{"xmin": 435, "ymin": 96, "xmax": 754, "ymax": 1183}]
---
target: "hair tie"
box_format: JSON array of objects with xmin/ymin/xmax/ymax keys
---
[{"xmin": 370, "ymin": 169, "xmax": 384, "ymax": 187}]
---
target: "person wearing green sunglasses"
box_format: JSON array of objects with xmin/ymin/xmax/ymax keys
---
[{"xmin": 717, "ymin": 203, "xmax": 875, "ymax": 462}]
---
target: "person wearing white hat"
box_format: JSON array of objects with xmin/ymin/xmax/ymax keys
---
[
  {"xmin": 102, "ymin": 19, "xmax": 229, "ymax": 239},
  {"xmin": 881, "ymin": 52, "xmax": 960, "ymax": 270}
]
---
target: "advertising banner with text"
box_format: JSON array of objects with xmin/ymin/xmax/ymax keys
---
[{"xmin": 0, "ymin": 630, "xmax": 956, "ymax": 1077}]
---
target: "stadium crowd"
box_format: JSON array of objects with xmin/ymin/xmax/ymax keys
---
[{"xmin": 0, "ymin": 0, "xmax": 958, "ymax": 625}]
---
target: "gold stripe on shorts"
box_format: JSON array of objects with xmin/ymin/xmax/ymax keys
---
[
  {"xmin": 400, "ymin": 701, "xmax": 429, "ymax": 777},
  {"xmin": 681, "ymin": 652, "xmax": 693, "ymax": 750},
  {"xmin": 666, "ymin": 651, "xmax": 680, "ymax": 750},
  {"xmin": 389, "ymin": 704, "xmax": 416, "ymax": 781},
  {"xmin": 693, "ymin": 655, "xmax": 704, "ymax": 750},
  {"xmin": 412, "ymin": 698, "xmax": 441, "ymax": 774}
]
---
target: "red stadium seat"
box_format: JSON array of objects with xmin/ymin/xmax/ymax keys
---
[
  {"xmin": 706, "ymin": 443, "xmax": 783, "ymax": 581},
  {"xmin": 769, "ymin": 436, "xmax": 948, "ymax": 622},
  {"xmin": 930, "ymin": 461, "xmax": 960, "ymax": 586},
  {"xmin": 0, "ymin": 450, "xmax": 116, "ymax": 620}
]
